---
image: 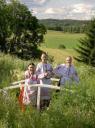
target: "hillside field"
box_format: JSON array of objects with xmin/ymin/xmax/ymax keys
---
[
  {"xmin": 40, "ymin": 31, "xmax": 85, "ymax": 64},
  {"xmin": 41, "ymin": 30, "xmax": 85, "ymax": 49}
]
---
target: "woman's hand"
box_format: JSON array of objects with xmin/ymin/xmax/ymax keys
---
[{"xmin": 44, "ymin": 72, "xmax": 48, "ymax": 77}]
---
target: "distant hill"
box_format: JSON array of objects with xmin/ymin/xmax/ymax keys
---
[{"xmin": 39, "ymin": 19, "xmax": 90, "ymax": 33}]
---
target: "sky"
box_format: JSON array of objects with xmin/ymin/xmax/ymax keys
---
[{"xmin": 8, "ymin": 0, "xmax": 95, "ymax": 20}]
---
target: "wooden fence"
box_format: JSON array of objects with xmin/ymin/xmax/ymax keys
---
[
  {"xmin": 0, "ymin": 78, "xmax": 61, "ymax": 110},
  {"xmin": 0, "ymin": 78, "xmax": 75, "ymax": 110}
]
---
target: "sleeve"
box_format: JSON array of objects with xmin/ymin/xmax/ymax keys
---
[
  {"xmin": 49, "ymin": 64, "xmax": 53, "ymax": 71},
  {"xmin": 36, "ymin": 64, "xmax": 45, "ymax": 79},
  {"xmin": 24, "ymin": 71, "xmax": 29, "ymax": 79},
  {"xmin": 72, "ymin": 67, "xmax": 79, "ymax": 83},
  {"xmin": 47, "ymin": 64, "xmax": 53, "ymax": 74},
  {"xmin": 46, "ymin": 64, "xmax": 53, "ymax": 78},
  {"xmin": 53, "ymin": 65, "xmax": 63, "ymax": 77},
  {"xmin": 36, "ymin": 64, "xmax": 40, "ymax": 74},
  {"xmin": 25, "ymin": 79, "xmax": 30, "ymax": 85},
  {"xmin": 38, "ymin": 73, "xmax": 45, "ymax": 79}
]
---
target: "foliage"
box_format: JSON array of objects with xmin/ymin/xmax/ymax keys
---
[
  {"xmin": 0, "ymin": 0, "xmax": 46, "ymax": 59},
  {"xmin": 75, "ymin": 18, "xmax": 95, "ymax": 67},
  {"xmin": 40, "ymin": 19, "xmax": 89, "ymax": 33},
  {"xmin": 0, "ymin": 53, "xmax": 33, "ymax": 88},
  {"xmin": 58, "ymin": 44, "xmax": 66, "ymax": 49},
  {"xmin": 0, "ymin": 0, "xmax": 8, "ymax": 53}
]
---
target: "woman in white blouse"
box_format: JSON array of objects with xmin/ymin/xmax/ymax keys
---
[
  {"xmin": 53, "ymin": 56, "xmax": 79, "ymax": 86},
  {"xmin": 36, "ymin": 52, "xmax": 53, "ymax": 108}
]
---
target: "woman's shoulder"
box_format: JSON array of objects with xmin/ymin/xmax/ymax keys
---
[
  {"xmin": 25, "ymin": 70, "xmax": 29, "ymax": 75},
  {"xmin": 24, "ymin": 70, "xmax": 30, "ymax": 79},
  {"xmin": 57, "ymin": 64, "xmax": 65, "ymax": 68},
  {"xmin": 37, "ymin": 62, "xmax": 42, "ymax": 67}
]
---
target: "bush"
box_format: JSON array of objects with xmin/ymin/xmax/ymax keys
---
[{"xmin": 58, "ymin": 44, "xmax": 66, "ymax": 49}]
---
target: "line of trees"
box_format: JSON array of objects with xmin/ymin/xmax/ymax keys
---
[
  {"xmin": 40, "ymin": 19, "xmax": 89, "ymax": 33},
  {"xmin": 48, "ymin": 26, "xmax": 88, "ymax": 33},
  {"xmin": 0, "ymin": 0, "xmax": 46, "ymax": 59}
]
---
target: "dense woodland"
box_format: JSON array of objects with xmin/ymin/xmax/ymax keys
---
[{"xmin": 39, "ymin": 19, "xmax": 90, "ymax": 33}]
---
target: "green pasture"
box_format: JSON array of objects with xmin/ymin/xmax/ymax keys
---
[
  {"xmin": 41, "ymin": 30, "xmax": 85, "ymax": 49},
  {"xmin": 40, "ymin": 31, "xmax": 85, "ymax": 64}
]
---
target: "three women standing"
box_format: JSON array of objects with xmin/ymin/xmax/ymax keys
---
[{"xmin": 19, "ymin": 54, "xmax": 79, "ymax": 110}]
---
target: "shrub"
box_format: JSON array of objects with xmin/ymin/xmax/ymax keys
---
[{"xmin": 58, "ymin": 44, "xmax": 66, "ymax": 49}]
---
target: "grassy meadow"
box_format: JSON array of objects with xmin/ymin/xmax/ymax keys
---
[
  {"xmin": 0, "ymin": 31, "xmax": 95, "ymax": 128},
  {"xmin": 40, "ymin": 30, "xmax": 85, "ymax": 64},
  {"xmin": 42, "ymin": 30, "xmax": 85, "ymax": 49}
]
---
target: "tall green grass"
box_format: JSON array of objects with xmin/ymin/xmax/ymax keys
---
[
  {"xmin": 0, "ymin": 53, "xmax": 95, "ymax": 128},
  {"xmin": 0, "ymin": 53, "xmax": 36, "ymax": 88},
  {"xmin": 0, "ymin": 71, "xmax": 95, "ymax": 128}
]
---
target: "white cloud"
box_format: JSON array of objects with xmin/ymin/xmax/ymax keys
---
[
  {"xmin": 39, "ymin": 0, "xmax": 47, "ymax": 4},
  {"xmin": 45, "ymin": 7, "xmax": 64, "ymax": 14},
  {"xmin": 32, "ymin": 8, "xmax": 38, "ymax": 14},
  {"xmin": 19, "ymin": 0, "xmax": 48, "ymax": 8},
  {"xmin": 34, "ymin": 0, "xmax": 47, "ymax": 4},
  {"xmin": 72, "ymin": 4, "xmax": 93, "ymax": 13},
  {"xmin": 45, "ymin": 8, "xmax": 55, "ymax": 14},
  {"xmin": 68, "ymin": 3, "xmax": 95, "ymax": 20},
  {"xmin": 7, "ymin": 0, "xmax": 95, "ymax": 20}
]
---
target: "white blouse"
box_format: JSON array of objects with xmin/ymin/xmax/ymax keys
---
[
  {"xmin": 36, "ymin": 62, "xmax": 53, "ymax": 100},
  {"xmin": 36, "ymin": 62, "xmax": 53, "ymax": 84},
  {"xmin": 53, "ymin": 64, "xmax": 79, "ymax": 85}
]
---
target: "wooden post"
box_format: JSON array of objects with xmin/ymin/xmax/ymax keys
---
[
  {"xmin": 0, "ymin": 80, "xmax": 75, "ymax": 111},
  {"xmin": 37, "ymin": 86, "xmax": 41, "ymax": 110}
]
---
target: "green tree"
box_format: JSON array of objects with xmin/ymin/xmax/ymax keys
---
[
  {"xmin": 0, "ymin": 0, "xmax": 9, "ymax": 53},
  {"xmin": 7, "ymin": 0, "xmax": 46, "ymax": 59},
  {"xmin": 0, "ymin": 0, "xmax": 46, "ymax": 59},
  {"xmin": 75, "ymin": 18, "xmax": 95, "ymax": 67}
]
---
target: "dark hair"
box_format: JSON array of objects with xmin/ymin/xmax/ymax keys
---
[
  {"xmin": 28, "ymin": 63, "xmax": 35, "ymax": 67},
  {"xmin": 41, "ymin": 52, "xmax": 47, "ymax": 56}
]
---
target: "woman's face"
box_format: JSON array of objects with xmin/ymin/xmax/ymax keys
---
[
  {"xmin": 66, "ymin": 57, "xmax": 72, "ymax": 66},
  {"xmin": 41, "ymin": 54, "xmax": 47, "ymax": 63},
  {"xmin": 28, "ymin": 65, "xmax": 35, "ymax": 73}
]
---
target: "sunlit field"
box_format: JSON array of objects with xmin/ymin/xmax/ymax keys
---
[
  {"xmin": 0, "ymin": 31, "xmax": 95, "ymax": 128},
  {"xmin": 41, "ymin": 30, "xmax": 85, "ymax": 49},
  {"xmin": 40, "ymin": 31, "xmax": 84, "ymax": 64},
  {"xmin": 40, "ymin": 47, "xmax": 78, "ymax": 64}
]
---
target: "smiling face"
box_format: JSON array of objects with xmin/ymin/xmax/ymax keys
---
[
  {"xmin": 65, "ymin": 56, "xmax": 72, "ymax": 67},
  {"xmin": 28, "ymin": 64, "xmax": 35, "ymax": 74}
]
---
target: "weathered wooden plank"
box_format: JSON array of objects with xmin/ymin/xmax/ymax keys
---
[
  {"xmin": 37, "ymin": 87, "xmax": 41, "ymax": 110},
  {"xmin": 0, "ymin": 84, "xmax": 60, "ymax": 91},
  {"xmin": 51, "ymin": 78, "xmax": 60, "ymax": 82},
  {"xmin": 11, "ymin": 80, "xmax": 25, "ymax": 85},
  {"xmin": 10, "ymin": 78, "xmax": 59, "ymax": 86},
  {"xmin": 0, "ymin": 81, "xmax": 75, "ymax": 110}
]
